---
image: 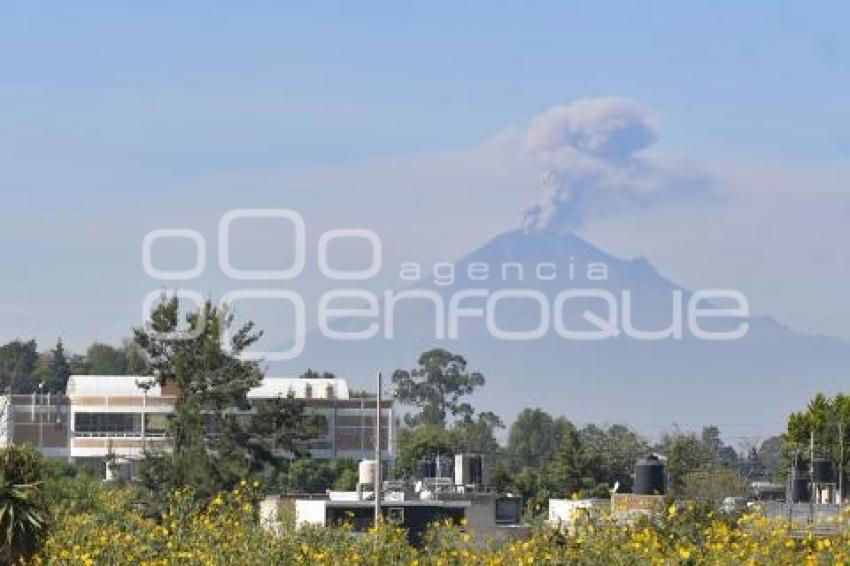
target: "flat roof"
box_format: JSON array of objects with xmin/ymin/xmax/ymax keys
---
[{"xmin": 67, "ymin": 375, "xmax": 162, "ymax": 397}]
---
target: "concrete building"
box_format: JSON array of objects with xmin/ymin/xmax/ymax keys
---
[{"xmin": 0, "ymin": 375, "xmax": 395, "ymax": 467}]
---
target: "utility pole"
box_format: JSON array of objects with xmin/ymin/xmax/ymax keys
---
[
  {"xmin": 374, "ymin": 371, "xmax": 382, "ymax": 527},
  {"xmin": 810, "ymin": 430, "xmax": 815, "ymax": 524},
  {"xmin": 838, "ymin": 421, "xmax": 844, "ymax": 509}
]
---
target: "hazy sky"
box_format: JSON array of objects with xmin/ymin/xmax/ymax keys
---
[{"xmin": 2, "ymin": 2, "xmax": 849, "ymax": 353}]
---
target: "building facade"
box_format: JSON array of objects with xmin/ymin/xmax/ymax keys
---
[{"xmin": 0, "ymin": 375, "xmax": 395, "ymax": 466}]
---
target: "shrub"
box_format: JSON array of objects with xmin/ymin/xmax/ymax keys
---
[{"xmin": 0, "ymin": 445, "xmax": 49, "ymax": 561}]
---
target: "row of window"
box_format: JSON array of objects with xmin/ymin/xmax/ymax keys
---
[
  {"xmin": 74, "ymin": 413, "xmax": 168, "ymax": 437},
  {"xmin": 72, "ymin": 413, "xmax": 389, "ymax": 445}
]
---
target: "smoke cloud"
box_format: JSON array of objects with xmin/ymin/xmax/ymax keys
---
[{"xmin": 521, "ymin": 97, "xmax": 710, "ymax": 232}]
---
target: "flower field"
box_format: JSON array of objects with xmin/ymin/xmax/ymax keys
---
[{"xmin": 28, "ymin": 482, "xmax": 850, "ymax": 565}]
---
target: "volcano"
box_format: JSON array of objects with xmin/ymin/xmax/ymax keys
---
[{"xmin": 276, "ymin": 229, "xmax": 850, "ymax": 437}]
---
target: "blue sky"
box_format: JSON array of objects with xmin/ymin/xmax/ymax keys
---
[{"xmin": 2, "ymin": 2, "xmax": 850, "ymax": 352}]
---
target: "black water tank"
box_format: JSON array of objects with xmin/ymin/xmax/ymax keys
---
[
  {"xmin": 812, "ymin": 458, "xmax": 833, "ymax": 483},
  {"xmin": 634, "ymin": 455, "xmax": 666, "ymax": 495},
  {"xmin": 790, "ymin": 476, "xmax": 810, "ymax": 502}
]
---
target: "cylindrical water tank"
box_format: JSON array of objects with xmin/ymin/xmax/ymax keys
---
[
  {"xmin": 790, "ymin": 476, "xmax": 810, "ymax": 502},
  {"xmin": 812, "ymin": 458, "xmax": 833, "ymax": 483},
  {"xmin": 359, "ymin": 460, "xmax": 377, "ymax": 485},
  {"xmin": 634, "ymin": 455, "xmax": 666, "ymax": 495}
]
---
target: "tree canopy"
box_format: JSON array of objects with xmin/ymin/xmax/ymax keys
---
[{"xmin": 392, "ymin": 348, "xmax": 485, "ymax": 428}]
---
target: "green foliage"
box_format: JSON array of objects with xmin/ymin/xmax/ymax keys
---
[
  {"xmin": 43, "ymin": 466, "xmax": 103, "ymax": 516},
  {"xmin": 284, "ymin": 459, "xmax": 358, "ymax": 493},
  {"xmin": 85, "ymin": 342, "xmax": 129, "ymax": 375},
  {"xmin": 0, "ymin": 339, "xmax": 39, "ymax": 393},
  {"xmin": 332, "ymin": 465, "xmax": 359, "ymax": 491},
  {"xmin": 0, "ymin": 445, "xmax": 49, "ymax": 561},
  {"xmin": 392, "ymin": 349, "xmax": 485, "ymax": 427},
  {"xmin": 286, "ymin": 459, "xmax": 335, "ymax": 493}
]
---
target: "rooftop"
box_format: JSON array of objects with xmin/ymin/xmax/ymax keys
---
[{"xmin": 66, "ymin": 375, "xmax": 351, "ymax": 400}]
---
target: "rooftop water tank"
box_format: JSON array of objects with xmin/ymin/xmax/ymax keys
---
[
  {"xmin": 634, "ymin": 455, "xmax": 666, "ymax": 495},
  {"xmin": 358, "ymin": 460, "xmax": 377, "ymax": 486}
]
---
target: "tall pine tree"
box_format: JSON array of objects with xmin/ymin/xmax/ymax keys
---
[
  {"xmin": 45, "ymin": 339, "xmax": 71, "ymax": 393},
  {"xmin": 133, "ymin": 295, "xmax": 314, "ymax": 504}
]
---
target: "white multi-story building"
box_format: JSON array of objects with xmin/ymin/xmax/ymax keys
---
[{"xmin": 0, "ymin": 375, "xmax": 395, "ymax": 467}]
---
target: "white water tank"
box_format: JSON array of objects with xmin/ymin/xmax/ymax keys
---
[{"xmin": 359, "ymin": 459, "xmax": 377, "ymax": 485}]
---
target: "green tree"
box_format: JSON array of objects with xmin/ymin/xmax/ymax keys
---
[
  {"xmin": 506, "ymin": 408, "xmax": 571, "ymax": 470},
  {"xmin": 43, "ymin": 339, "xmax": 71, "ymax": 393},
  {"xmin": 0, "ymin": 339, "xmax": 39, "ymax": 393},
  {"xmin": 539, "ymin": 421, "xmax": 588, "ymax": 498},
  {"xmin": 392, "ymin": 349, "xmax": 485, "ymax": 428},
  {"xmin": 85, "ymin": 342, "xmax": 127, "ymax": 375},
  {"xmin": 286, "ymin": 459, "xmax": 336, "ymax": 493}
]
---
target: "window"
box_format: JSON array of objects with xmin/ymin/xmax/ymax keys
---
[
  {"xmin": 144, "ymin": 413, "xmax": 169, "ymax": 437},
  {"xmin": 74, "ymin": 413, "xmax": 141, "ymax": 437}
]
